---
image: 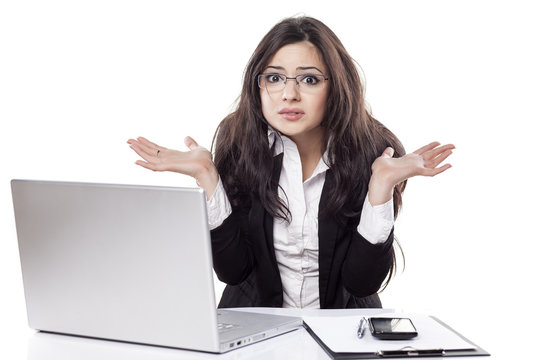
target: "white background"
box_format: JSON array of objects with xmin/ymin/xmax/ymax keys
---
[{"xmin": 1, "ymin": 1, "xmax": 538, "ymax": 358}]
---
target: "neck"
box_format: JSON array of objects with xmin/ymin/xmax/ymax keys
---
[{"xmin": 290, "ymin": 127, "xmax": 325, "ymax": 181}]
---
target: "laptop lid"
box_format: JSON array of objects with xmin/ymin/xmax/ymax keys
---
[{"xmin": 12, "ymin": 179, "xmax": 221, "ymax": 352}]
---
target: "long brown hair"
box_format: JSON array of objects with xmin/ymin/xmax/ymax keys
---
[{"xmin": 212, "ymin": 16, "xmax": 406, "ymax": 288}]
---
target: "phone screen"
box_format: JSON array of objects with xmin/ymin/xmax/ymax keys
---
[{"xmin": 369, "ymin": 317, "xmax": 417, "ymax": 340}]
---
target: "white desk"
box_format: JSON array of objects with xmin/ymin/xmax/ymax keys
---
[{"xmin": 17, "ymin": 308, "xmax": 488, "ymax": 360}]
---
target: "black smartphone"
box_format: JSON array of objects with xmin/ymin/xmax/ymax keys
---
[{"xmin": 368, "ymin": 317, "xmax": 418, "ymax": 340}]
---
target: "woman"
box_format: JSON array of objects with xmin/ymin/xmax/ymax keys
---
[{"xmin": 127, "ymin": 16, "xmax": 454, "ymax": 309}]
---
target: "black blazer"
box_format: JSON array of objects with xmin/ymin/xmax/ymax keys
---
[{"xmin": 210, "ymin": 154, "xmax": 394, "ymax": 309}]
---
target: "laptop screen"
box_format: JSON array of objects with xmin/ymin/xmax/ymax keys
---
[{"xmin": 12, "ymin": 180, "xmax": 220, "ymax": 351}]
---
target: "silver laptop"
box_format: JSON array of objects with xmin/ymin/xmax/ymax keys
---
[{"xmin": 11, "ymin": 179, "xmax": 302, "ymax": 353}]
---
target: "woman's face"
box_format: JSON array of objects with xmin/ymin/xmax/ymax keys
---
[{"xmin": 260, "ymin": 41, "xmax": 329, "ymax": 145}]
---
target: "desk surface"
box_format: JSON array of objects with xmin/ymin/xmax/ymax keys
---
[{"xmin": 9, "ymin": 308, "xmax": 493, "ymax": 360}]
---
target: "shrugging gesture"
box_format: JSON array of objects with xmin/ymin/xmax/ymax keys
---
[
  {"xmin": 368, "ymin": 141, "xmax": 455, "ymax": 206},
  {"xmin": 127, "ymin": 136, "xmax": 219, "ymax": 199}
]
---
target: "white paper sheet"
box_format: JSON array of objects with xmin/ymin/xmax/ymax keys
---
[{"xmin": 303, "ymin": 313, "xmax": 476, "ymax": 353}]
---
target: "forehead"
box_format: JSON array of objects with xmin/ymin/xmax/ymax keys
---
[{"xmin": 266, "ymin": 41, "xmax": 326, "ymax": 72}]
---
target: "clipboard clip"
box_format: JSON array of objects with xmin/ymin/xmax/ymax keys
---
[{"xmin": 377, "ymin": 346, "xmax": 446, "ymax": 357}]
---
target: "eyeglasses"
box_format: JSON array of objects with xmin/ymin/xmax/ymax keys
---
[{"xmin": 257, "ymin": 73, "xmax": 329, "ymax": 93}]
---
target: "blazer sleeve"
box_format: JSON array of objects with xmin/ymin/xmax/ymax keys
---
[
  {"xmin": 341, "ymin": 226, "xmax": 394, "ymax": 298},
  {"xmin": 210, "ymin": 202, "xmax": 255, "ymax": 286}
]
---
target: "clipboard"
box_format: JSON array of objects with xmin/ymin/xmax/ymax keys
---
[{"xmin": 303, "ymin": 316, "xmax": 490, "ymax": 359}]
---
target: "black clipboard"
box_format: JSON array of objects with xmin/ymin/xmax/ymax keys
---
[{"xmin": 303, "ymin": 316, "xmax": 490, "ymax": 359}]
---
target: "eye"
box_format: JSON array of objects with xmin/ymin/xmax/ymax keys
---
[
  {"xmin": 300, "ymin": 74, "xmax": 321, "ymax": 86},
  {"xmin": 264, "ymin": 73, "xmax": 283, "ymax": 83}
]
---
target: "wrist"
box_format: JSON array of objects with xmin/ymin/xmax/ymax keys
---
[
  {"xmin": 194, "ymin": 160, "xmax": 219, "ymax": 200},
  {"xmin": 368, "ymin": 172, "xmax": 394, "ymax": 206}
]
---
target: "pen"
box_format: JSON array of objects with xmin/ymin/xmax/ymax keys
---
[{"xmin": 357, "ymin": 317, "xmax": 367, "ymax": 339}]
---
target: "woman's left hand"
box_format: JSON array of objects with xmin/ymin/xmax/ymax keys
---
[{"xmin": 368, "ymin": 141, "xmax": 455, "ymax": 205}]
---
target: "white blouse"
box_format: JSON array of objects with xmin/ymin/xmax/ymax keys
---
[{"xmin": 206, "ymin": 131, "xmax": 394, "ymax": 308}]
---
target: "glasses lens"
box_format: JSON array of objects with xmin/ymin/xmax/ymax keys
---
[
  {"xmin": 259, "ymin": 73, "xmax": 285, "ymax": 90},
  {"xmin": 297, "ymin": 74, "xmax": 326, "ymax": 92}
]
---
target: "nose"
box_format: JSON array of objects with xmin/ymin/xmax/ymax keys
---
[{"xmin": 281, "ymin": 78, "xmax": 300, "ymax": 102}]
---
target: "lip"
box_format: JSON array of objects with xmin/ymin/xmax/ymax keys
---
[{"xmin": 278, "ymin": 108, "xmax": 305, "ymax": 121}]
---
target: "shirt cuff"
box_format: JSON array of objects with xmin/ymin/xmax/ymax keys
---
[
  {"xmin": 206, "ymin": 176, "xmax": 232, "ymax": 230},
  {"xmin": 357, "ymin": 193, "xmax": 394, "ymax": 244}
]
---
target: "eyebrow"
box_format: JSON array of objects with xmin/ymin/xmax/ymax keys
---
[{"xmin": 264, "ymin": 65, "xmax": 325, "ymax": 74}]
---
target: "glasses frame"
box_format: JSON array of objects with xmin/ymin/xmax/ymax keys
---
[{"xmin": 257, "ymin": 73, "xmax": 330, "ymax": 92}]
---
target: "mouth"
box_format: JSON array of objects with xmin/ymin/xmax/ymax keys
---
[{"xmin": 278, "ymin": 108, "xmax": 305, "ymax": 121}]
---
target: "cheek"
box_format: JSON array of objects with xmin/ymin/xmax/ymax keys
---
[{"xmin": 312, "ymin": 92, "xmax": 328, "ymax": 119}]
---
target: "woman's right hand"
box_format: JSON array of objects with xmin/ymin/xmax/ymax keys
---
[{"xmin": 127, "ymin": 136, "xmax": 219, "ymax": 198}]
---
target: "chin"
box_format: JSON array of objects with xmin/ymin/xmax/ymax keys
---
[
  {"xmin": 273, "ymin": 127, "xmax": 306, "ymax": 139},
  {"xmin": 269, "ymin": 120, "xmax": 305, "ymax": 136}
]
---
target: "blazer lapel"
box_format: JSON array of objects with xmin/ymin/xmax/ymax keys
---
[
  {"xmin": 318, "ymin": 170, "xmax": 338, "ymax": 308},
  {"xmin": 262, "ymin": 153, "xmax": 284, "ymax": 268}
]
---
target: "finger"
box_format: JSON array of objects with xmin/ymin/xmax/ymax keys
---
[
  {"xmin": 130, "ymin": 142, "xmax": 157, "ymax": 161},
  {"xmin": 135, "ymin": 160, "xmax": 164, "ymax": 172},
  {"xmin": 425, "ymin": 149, "xmax": 453, "ymax": 168},
  {"xmin": 421, "ymin": 163, "xmax": 452, "ymax": 177},
  {"xmin": 422, "ymin": 145, "xmax": 455, "ymax": 164},
  {"xmin": 423, "ymin": 144, "xmax": 455, "ymax": 160},
  {"xmin": 133, "ymin": 140, "xmax": 161, "ymax": 158},
  {"xmin": 184, "ymin": 136, "xmax": 199, "ymax": 150},
  {"xmin": 413, "ymin": 141, "xmax": 441, "ymax": 155},
  {"xmin": 138, "ymin": 137, "xmax": 166, "ymax": 151},
  {"xmin": 381, "ymin": 147, "xmax": 394, "ymax": 158}
]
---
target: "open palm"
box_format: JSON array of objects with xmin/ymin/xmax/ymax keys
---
[
  {"xmin": 372, "ymin": 141, "xmax": 455, "ymax": 187},
  {"xmin": 127, "ymin": 136, "xmax": 216, "ymax": 181}
]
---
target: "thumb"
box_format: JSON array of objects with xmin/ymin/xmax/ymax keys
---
[
  {"xmin": 184, "ymin": 136, "xmax": 199, "ymax": 150},
  {"xmin": 382, "ymin": 147, "xmax": 395, "ymax": 158}
]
